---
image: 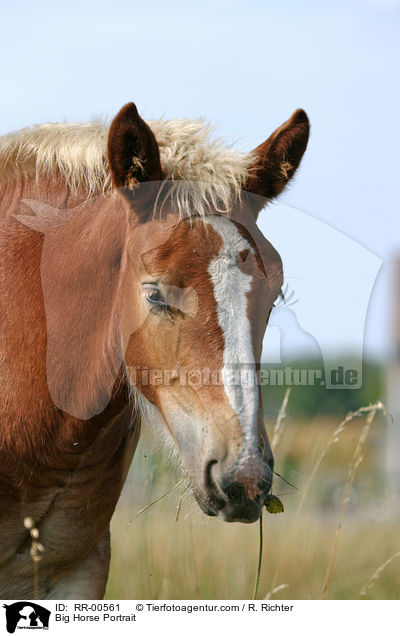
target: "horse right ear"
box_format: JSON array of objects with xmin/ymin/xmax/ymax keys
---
[
  {"xmin": 245, "ymin": 109, "xmax": 310, "ymax": 218},
  {"xmin": 107, "ymin": 103, "xmax": 163, "ymax": 219}
]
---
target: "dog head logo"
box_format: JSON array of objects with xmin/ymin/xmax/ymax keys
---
[{"xmin": 3, "ymin": 602, "xmax": 50, "ymax": 633}]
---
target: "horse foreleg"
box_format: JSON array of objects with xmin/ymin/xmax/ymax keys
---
[{"xmin": 46, "ymin": 528, "xmax": 111, "ymax": 599}]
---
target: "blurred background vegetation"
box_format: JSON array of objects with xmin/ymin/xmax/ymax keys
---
[{"xmin": 261, "ymin": 358, "xmax": 384, "ymax": 418}]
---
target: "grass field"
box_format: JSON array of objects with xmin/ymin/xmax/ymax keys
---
[{"xmin": 105, "ymin": 401, "xmax": 400, "ymax": 600}]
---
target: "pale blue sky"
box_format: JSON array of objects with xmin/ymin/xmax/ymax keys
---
[{"xmin": 1, "ymin": 0, "xmax": 399, "ymax": 359}]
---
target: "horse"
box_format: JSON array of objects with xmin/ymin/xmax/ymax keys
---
[{"xmin": 0, "ymin": 102, "xmax": 309, "ymax": 599}]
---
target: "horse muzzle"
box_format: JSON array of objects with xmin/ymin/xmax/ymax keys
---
[{"xmin": 195, "ymin": 453, "xmax": 274, "ymax": 523}]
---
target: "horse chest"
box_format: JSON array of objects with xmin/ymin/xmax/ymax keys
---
[{"xmin": 0, "ymin": 408, "xmax": 140, "ymax": 596}]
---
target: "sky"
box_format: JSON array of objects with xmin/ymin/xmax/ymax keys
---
[{"xmin": 1, "ymin": 0, "xmax": 399, "ymax": 360}]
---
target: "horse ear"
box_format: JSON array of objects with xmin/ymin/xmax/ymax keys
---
[
  {"xmin": 246, "ymin": 109, "xmax": 310, "ymax": 216},
  {"xmin": 107, "ymin": 103, "xmax": 163, "ymax": 219}
]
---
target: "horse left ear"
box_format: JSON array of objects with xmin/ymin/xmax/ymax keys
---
[
  {"xmin": 246, "ymin": 109, "xmax": 310, "ymax": 215},
  {"xmin": 108, "ymin": 103, "xmax": 163, "ymax": 218}
]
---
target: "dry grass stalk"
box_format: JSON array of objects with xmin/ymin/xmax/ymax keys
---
[
  {"xmin": 358, "ymin": 550, "xmax": 400, "ymax": 598},
  {"xmin": 23, "ymin": 517, "xmax": 45, "ymax": 600},
  {"xmin": 265, "ymin": 583, "xmax": 289, "ymax": 600},
  {"xmin": 320, "ymin": 408, "xmax": 377, "ymax": 598},
  {"xmin": 266, "ymin": 402, "xmax": 386, "ymax": 598},
  {"xmin": 175, "ymin": 484, "xmax": 190, "ymax": 522},
  {"xmin": 128, "ymin": 478, "xmax": 185, "ymax": 525},
  {"xmin": 271, "ymin": 388, "xmax": 291, "ymax": 453}
]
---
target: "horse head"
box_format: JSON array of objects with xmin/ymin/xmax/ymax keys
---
[{"xmin": 108, "ymin": 103, "xmax": 309, "ymax": 522}]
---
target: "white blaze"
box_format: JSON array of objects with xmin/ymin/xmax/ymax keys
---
[{"xmin": 207, "ymin": 216, "xmax": 259, "ymax": 451}]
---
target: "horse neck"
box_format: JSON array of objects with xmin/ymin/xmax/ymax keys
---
[{"xmin": 0, "ymin": 172, "xmax": 132, "ymax": 460}]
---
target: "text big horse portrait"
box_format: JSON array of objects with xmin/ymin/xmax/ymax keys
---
[{"xmin": 0, "ymin": 103, "xmax": 309, "ymax": 598}]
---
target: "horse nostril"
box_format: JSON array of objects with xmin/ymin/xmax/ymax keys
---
[
  {"xmin": 205, "ymin": 459, "xmax": 218, "ymax": 489},
  {"xmin": 224, "ymin": 482, "xmax": 245, "ymax": 503}
]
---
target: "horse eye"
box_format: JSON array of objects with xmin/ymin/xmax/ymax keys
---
[{"xmin": 143, "ymin": 285, "xmax": 165, "ymax": 306}]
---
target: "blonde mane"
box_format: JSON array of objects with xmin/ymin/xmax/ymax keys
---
[{"xmin": 0, "ymin": 117, "xmax": 254, "ymax": 218}]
